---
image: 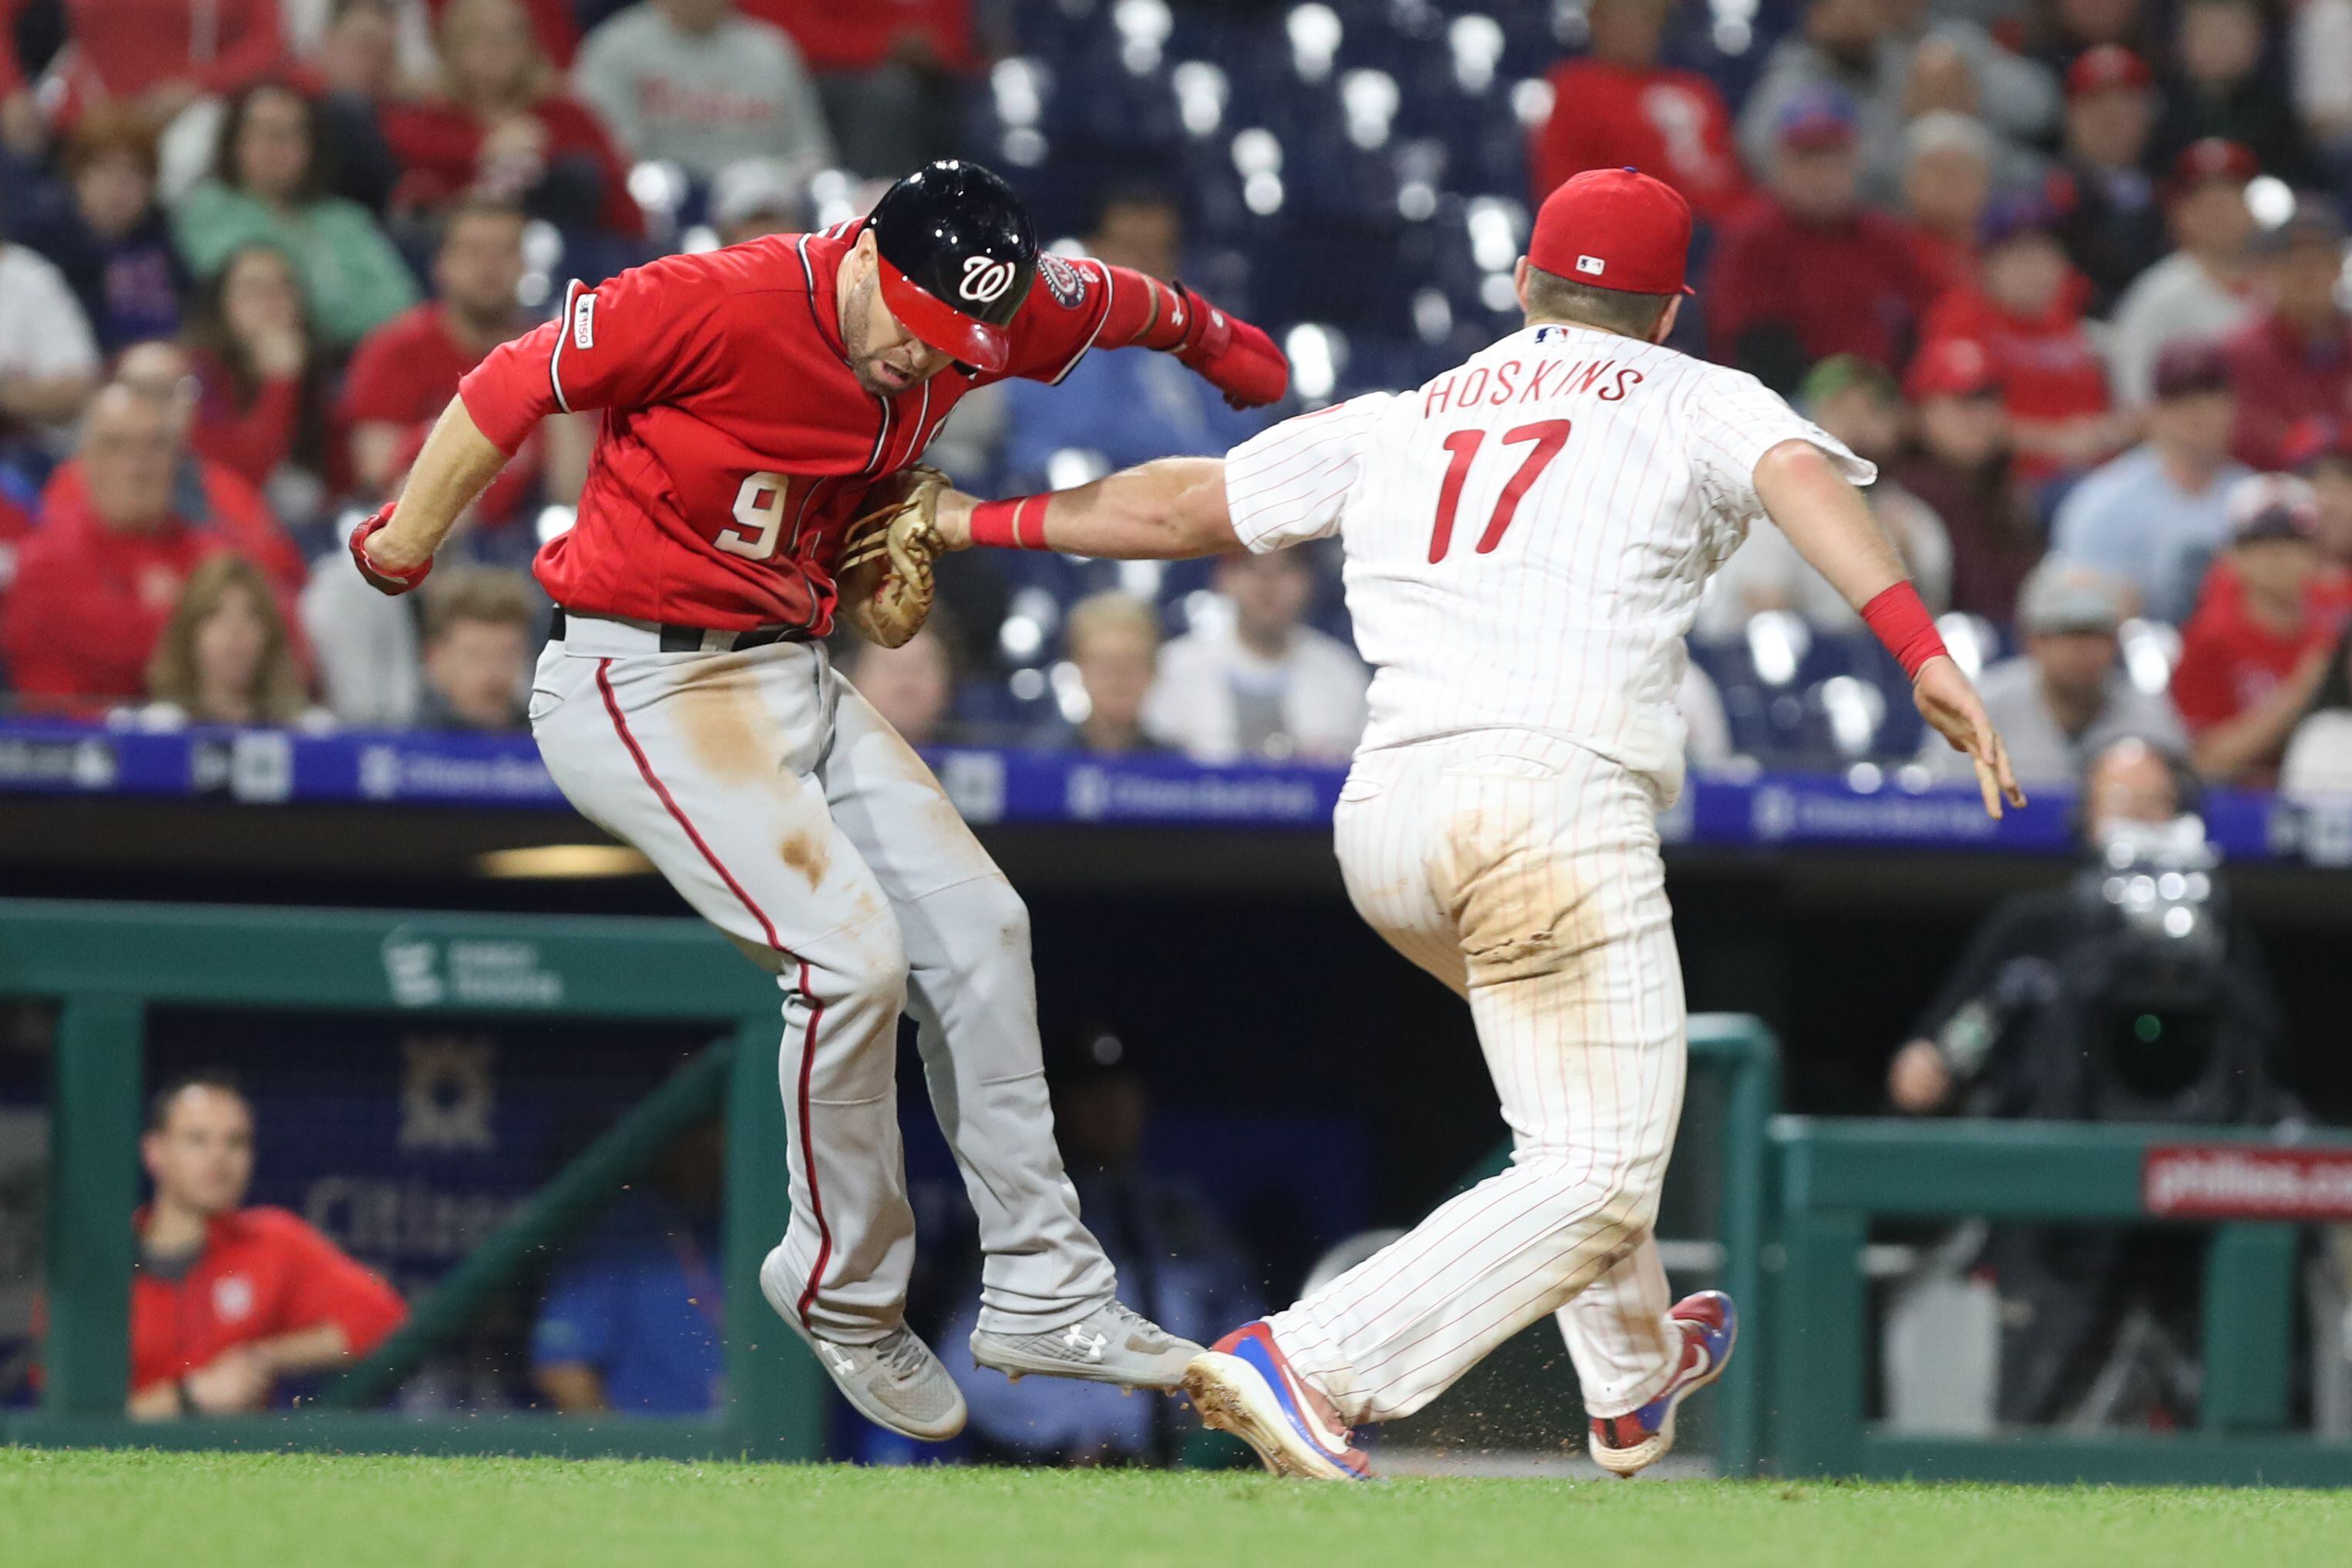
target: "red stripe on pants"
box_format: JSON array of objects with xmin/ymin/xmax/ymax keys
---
[{"xmin": 593, "ymin": 657, "xmax": 835, "ymax": 1322}]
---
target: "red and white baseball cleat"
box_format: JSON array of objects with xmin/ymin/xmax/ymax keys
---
[{"xmin": 1588, "ymin": 1290, "xmax": 1738, "ymax": 1478}]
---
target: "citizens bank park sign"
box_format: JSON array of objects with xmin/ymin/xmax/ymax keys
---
[{"xmin": 2142, "ymin": 1145, "xmax": 2352, "ymax": 1221}]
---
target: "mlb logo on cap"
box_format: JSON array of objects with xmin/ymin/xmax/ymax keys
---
[{"xmin": 1529, "ymin": 167, "xmax": 1695, "ymax": 297}]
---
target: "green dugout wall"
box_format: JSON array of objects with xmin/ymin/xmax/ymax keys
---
[
  {"xmin": 0, "ymin": 898, "xmax": 814, "ymax": 1459},
  {"xmin": 9, "ymin": 896, "xmax": 2344, "ymax": 1485},
  {"xmin": 0, "ymin": 899, "xmax": 1782, "ymax": 1471}
]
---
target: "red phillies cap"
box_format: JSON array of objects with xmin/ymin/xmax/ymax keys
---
[
  {"xmin": 2166, "ymin": 138, "xmax": 2258, "ymax": 202},
  {"xmin": 1528, "ymin": 167, "xmax": 1695, "ymax": 297},
  {"xmin": 2065, "ymin": 45, "xmax": 2152, "ymax": 99},
  {"xmin": 1904, "ymin": 337, "xmax": 2001, "ymax": 401}
]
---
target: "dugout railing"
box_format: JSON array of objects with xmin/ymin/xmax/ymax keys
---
[
  {"xmin": 1769, "ymin": 1116, "xmax": 2352, "ymax": 1486},
  {"xmin": 0, "ymin": 898, "xmax": 1789, "ymax": 1472}
]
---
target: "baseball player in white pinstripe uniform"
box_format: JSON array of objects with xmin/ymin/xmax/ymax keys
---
[{"xmin": 922, "ymin": 167, "xmax": 2024, "ymax": 1478}]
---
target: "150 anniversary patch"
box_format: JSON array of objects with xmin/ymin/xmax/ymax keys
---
[{"xmin": 1037, "ymin": 252, "xmax": 1087, "ymax": 309}]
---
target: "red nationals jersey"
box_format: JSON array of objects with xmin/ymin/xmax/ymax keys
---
[{"xmin": 459, "ymin": 224, "xmax": 1127, "ymax": 631}]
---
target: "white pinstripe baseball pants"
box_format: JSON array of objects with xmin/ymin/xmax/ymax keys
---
[{"xmin": 1265, "ymin": 730, "xmax": 1688, "ymax": 1423}]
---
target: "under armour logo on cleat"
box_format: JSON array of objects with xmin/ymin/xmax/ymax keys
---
[
  {"xmin": 824, "ymin": 1345, "xmax": 858, "ymax": 1375},
  {"xmin": 1063, "ymin": 1325, "xmax": 1108, "ymax": 1361}
]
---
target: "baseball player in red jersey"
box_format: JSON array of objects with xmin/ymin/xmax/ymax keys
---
[{"xmin": 347, "ymin": 162, "xmax": 1291, "ymax": 1440}]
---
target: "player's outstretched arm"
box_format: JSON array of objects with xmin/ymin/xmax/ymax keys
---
[
  {"xmin": 937, "ymin": 458, "xmax": 1243, "ymax": 561},
  {"xmin": 1753, "ymin": 438, "xmax": 2025, "ymax": 819},
  {"xmin": 348, "ymin": 396, "xmax": 512, "ymax": 596}
]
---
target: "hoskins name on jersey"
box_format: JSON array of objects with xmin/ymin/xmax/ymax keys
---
[{"xmin": 1420, "ymin": 354, "xmax": 1646, "ymax": 417}]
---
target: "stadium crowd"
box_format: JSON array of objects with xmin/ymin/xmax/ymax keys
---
[{"xmin": 0, "ymin": 0, "xmax": 2349, "ymax": 794}]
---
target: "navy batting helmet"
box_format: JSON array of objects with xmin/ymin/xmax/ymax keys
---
[{"xmin": 865, "ymin": 160, "xmax": 1037, "ymax": 374}]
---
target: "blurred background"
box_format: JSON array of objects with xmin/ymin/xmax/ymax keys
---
[{"xmin": 3, "ymin": 0, "xmax": 2352, "ymax": 1476}]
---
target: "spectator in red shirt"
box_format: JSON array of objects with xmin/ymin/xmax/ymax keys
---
[
  {"xmin": 1709, "ymin": 86, "xmax": 1944, "ymax": 394},
  {"xmin": 0, "ymin": 0, "xmax": 287, "ymax": 149},
  {"xmin": 45, "ymin": 341, "xmax": 306, "ymax": 592},
  {"xmin": 749, "ymin": 0, "xmax": 969, "ymax": 72},
  {"xmin": 2173, "ymin": 475, "xmax": 2348, "ymax": 781},
  {"xmin": 113, "ymin": 1072, "xmax": 405, "ymax": 1416},
  {"xmin": 183, "ymin": 243, "xmax": 336, "ymax": 509},
  {"xmin": 341, "ymin": 196, "xmax": 540, "ymax": 531},
  {"xmin": 745, "ymin": 0, "xmax": 971, "ymax": 176},
  {"xmin": 2219, "ymin": 203, "xmax": 2352, "ymax": 471},
  {"xmin": 1530, "ymin": 0, "xmax": 1746, "ymax": 220},
  {"xmin": 381, "ymin": 0, "xmax": 643, "ymax": 237},
  {"xmin": 2, "ymin": 384, "xmax": 228, "ymax": 711},
  {"xmin": 1917, "ymin": 191, "xmax": 2122, "ymax": 489}
]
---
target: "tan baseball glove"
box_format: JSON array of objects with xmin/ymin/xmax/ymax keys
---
[{"xmin": 835, "ymin": 465, "xmax": 951, "ymax": 648}]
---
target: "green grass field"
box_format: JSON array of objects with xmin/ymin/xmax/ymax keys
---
[{"xmin": 5, "ymin": 1450, "xmax": 2350, "ymax": 1568}]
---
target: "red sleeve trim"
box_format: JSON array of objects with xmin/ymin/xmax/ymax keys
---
[{"xmin": 549, "ymin": 280, "xmax": 584, "ymax": 414}]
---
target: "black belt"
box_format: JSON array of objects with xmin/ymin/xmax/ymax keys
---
[{"xmin": 549, "ymin": 607, "xmax": 811, "ymax": 652}]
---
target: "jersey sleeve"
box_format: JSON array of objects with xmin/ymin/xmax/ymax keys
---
[
  {"xmin": 458, "ymin": 255, "xmax": 735, "ymax": 453},
  {"xmin": 1221, "ymin": 394, "xmax": 1394, "ymax": 553},
  {"xmin": 1686, "ymin": 368, "xmax": 1877, "ymax": 528},
  {"xmin": 266, "ymin": 1214, "xmax": 409, "ymax": 1357},
  {"xmin": 998, "ymin": 254, "xmax": 1124, "ymax": 386}
]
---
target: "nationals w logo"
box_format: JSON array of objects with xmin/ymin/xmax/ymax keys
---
[{"xmin": 959, "ymin": 255, "xmax": 1017, "ymax": 304}]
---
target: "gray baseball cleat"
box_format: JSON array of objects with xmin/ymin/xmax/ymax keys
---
[
  {"xmin": 969, "ymin": 1299, "xmax": 1202, "ymax": 1389},
  {"xmin": 761, "ymin": 1246, "xmax": 966, "ymax": 1441}
]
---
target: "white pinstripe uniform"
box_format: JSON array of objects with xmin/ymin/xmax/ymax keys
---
[{"xmin": 1225, "ymin": 321, "xmax": 1871, "ymax": 1424}]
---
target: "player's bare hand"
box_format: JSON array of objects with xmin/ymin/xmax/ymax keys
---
[
  {"xmin": 183, "ymin": 1346, "xmax": 273, "ymax": 1413},
  {"xmin": 836, "ymin": 466, "xmax": 949, "ymax": 647},
  {"xmin": 929, "ymin": 489, "xmax": 976, "ymax": 552},
  {"xmin": 1914, "ymin": 654, "xmax": 2024, "ymax": 819},
  {"xmin": 1887, "ymin": 1039, "xmax": 1953, "ymax": 1114}
]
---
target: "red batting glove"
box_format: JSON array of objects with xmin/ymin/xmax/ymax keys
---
[
  {"xmin": 348, "ymin": 503, "xmax": 432, "ymax": 596},
  {"xmin": 1169, "ymin": 284, "xmax": 1289, "ymax": 409}
]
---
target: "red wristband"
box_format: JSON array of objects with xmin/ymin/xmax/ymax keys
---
[
  {"xmin": 970, "ymin": 495, "xmax": 1053, "ymax": 550},
  {"xmin": 1860, "ymin": 581, "xmax": 1947, "ymax": 680}
]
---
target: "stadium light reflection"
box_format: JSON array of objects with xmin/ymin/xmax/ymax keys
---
[
  {"xmin": 478, "ymin": 845, "xmax": 655, "ymax": 879},
  {"xmin": 1288, "ymin": 4, "xmax": 1341, "ymax": 83}
]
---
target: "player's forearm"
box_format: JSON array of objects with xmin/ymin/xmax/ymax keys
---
[
  {"xmin": 953, "ymin": 458, "xmax": 1240, "ymax": 560},
  {"xmin": 369, "ymin": 397, "xmax": 511, "ymax": 572},
  {"xmin": 126, "ymin": 1381, "xmax": 183, "ymax": 1420},
  {"xmin": 1752, "ymin": 439, "xmax": 1907, "ymax": 611},
  {"xmin": 534, "ymin": 1362, "xmax": 610, "ymax": 1412},
  {"xmin": 2192, "ymin": 692, "xmax": 2307, "ymax": 781},
  {"xmin": 1087, "ymin": 267, "xmax": 1288, "ymax": 407},
  {"xmin": 250, "ymin": 1323, "xmax": 351, "ymax": 1375}
]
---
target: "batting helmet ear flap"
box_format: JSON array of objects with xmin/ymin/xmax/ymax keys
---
[{"xmin": 866, "ymin": 161, "xmax": 1038, "ymax": 374}]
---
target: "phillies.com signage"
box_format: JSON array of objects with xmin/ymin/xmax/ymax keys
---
[{"xmin": 2142, "ymin": 1145, "xmax": 2352, "ymax": 1220}]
